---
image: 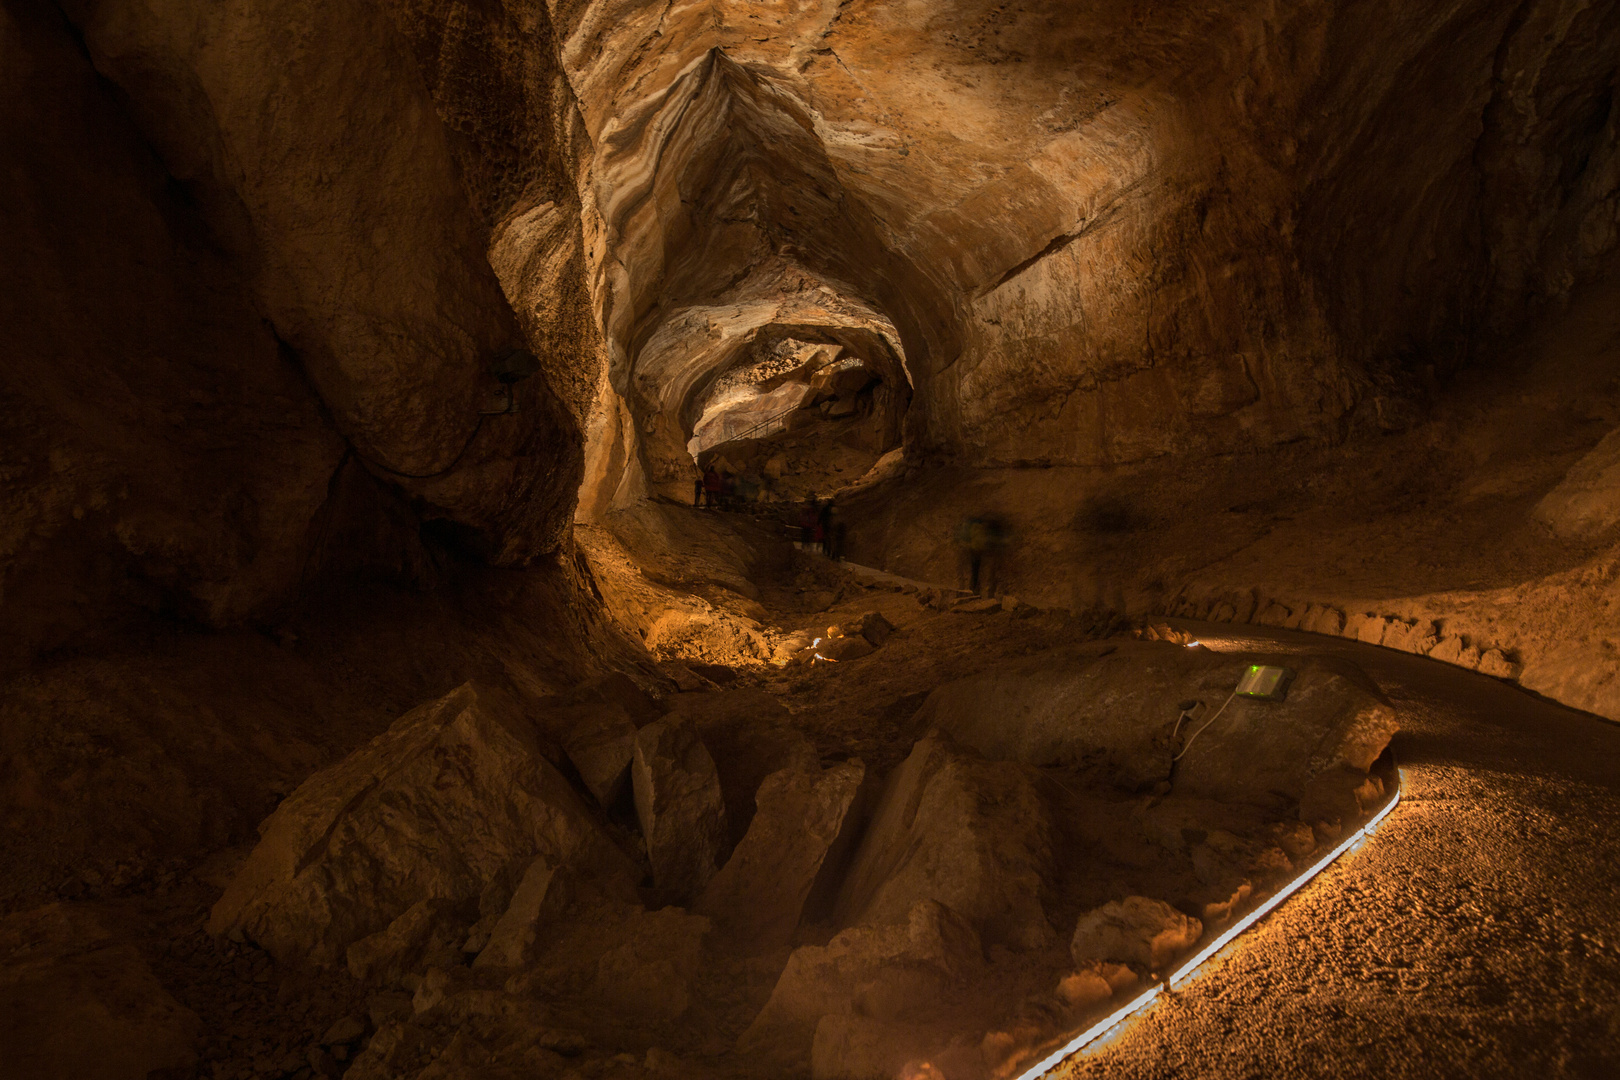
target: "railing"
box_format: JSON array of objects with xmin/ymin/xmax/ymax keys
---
[{"xmin": 694, "ymin": 398, "xmax": 805, "ymax": 453}]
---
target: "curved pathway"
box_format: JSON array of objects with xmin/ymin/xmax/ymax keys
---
[{"xmin": 1060, "ymin": 621, "xmax": 1620, "ymax": 1079}]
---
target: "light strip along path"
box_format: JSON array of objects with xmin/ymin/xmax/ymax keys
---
[{"xmin": 1058, "ymin": 620, "xmax": 1620, "ymax": 1079}]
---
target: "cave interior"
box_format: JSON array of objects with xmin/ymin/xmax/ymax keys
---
[{"xmin": 4, "ymin": 0, "xmax": 1620, "ymax": 1078}]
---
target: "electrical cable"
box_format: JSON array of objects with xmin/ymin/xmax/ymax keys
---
[{"xmin": 1173, "ymin": 688, "xmax": 1239, "ymax": 761}]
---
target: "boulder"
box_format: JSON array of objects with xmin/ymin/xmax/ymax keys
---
[
  {"xmin": 696, "ymin": 759, "xmax": 868, "ymax": 947},
  {"xmin": 739, "ymin": 900, "xmax": 981, "ymax": 1063},
  {"xmin": 913, "ymin": 641, "xmax": 1399, "ymax": 810},
  {"xmin": 632, "ymin": 718, "xmax": 728, "ymax": 901},
  {"xmin": 473, "ymin": 856, "xmax": 570, "ymax": 969},
  {"xmin": 664, "ymin": 691, "xmax": 818, "ymax": 849},
  {"xmin": 910, "ymin": 640, "xmax": 1190, "ymax": 790},
  {"xmin": 1070, "ymin": 897, "xmax": 1202, "ymax": 971},
  {"xmin": 557, "ymin": 706, "xmax": 639, "ymax": 808},
  {"xmin": 1173, "ymin": 660, "xmax": 1399, "ymax": 809},
  {"xmin": 1534, "ymin": 427, "xmax": 1620, "ymax": 538},
  {"xmin": 346, "ymin": 898, "xmax": 465, "ymax": 984},
  {"xmin": 811, "ymin": 1015, "xmax": 932, "ymax": 1080},
  {"xmin": 834, "ymin": 736, "xmax": 1054, "ymax": 949},
  {"xmin": 0, "ymin": 904, "xmax": 201, "ymax": 1080},
  {"xmin": 844, "ymin": 612, "xmax": 894, "ymax": 647},
  {"xmin": 209, "ymin": 683, "xmax": 635, "ymax": 966},
  {"xmin": 817, "ymin": 635, "xmax": 876, "ymax": 662},
  {"xmin": 556, "ymin": 672, "xmax": 666, "ymax": 725}
]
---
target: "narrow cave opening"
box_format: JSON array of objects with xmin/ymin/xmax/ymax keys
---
[{"xmin": 685, "ymin": 327, "xmax": 910, "ymax": 505}]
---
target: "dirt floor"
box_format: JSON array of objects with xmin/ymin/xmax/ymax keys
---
[{"xmin": 1061, "ymin": 621, "xmax": 1620, "ymax": 1080}]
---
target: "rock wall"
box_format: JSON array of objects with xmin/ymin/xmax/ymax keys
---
[
  {"xmin": 550, "ymin": 0, "xmax": 1620, "ymax": 506},
  {"xmin": 2, "ymin": 0, "xmax": 602, "ymax": 665}
]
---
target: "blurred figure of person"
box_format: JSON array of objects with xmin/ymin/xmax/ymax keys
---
[
  {"xmin": 797, "ymin": 496, "xmax": 820, "ymax": 550},
  {"xmin": 702, "ymin": 466, "xmax": 722, "ymax": 509},
  {"xmin": 818, "ymin": 499, "xmax": 834, "ymax": 557},
  {"xmin": 955, "ymin": 514, "xmax": 1008, "ymax": 595},
  {"xmin": 693, "ymin": 474, "xmax": 704, "ymax": 507},
  {"xmin": 720, "ymin": 470, "xmax": 737, "ymax": 508}
]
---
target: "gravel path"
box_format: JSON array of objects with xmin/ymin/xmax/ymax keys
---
[{"xmin": 1059, "ymin": 621, "xmax": 1620, "ymax": 1079}]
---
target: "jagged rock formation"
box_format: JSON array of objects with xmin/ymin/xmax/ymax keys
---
[{"xmin": 3, "ymin": 0, "xmax": 1620, "ymax": 1077}]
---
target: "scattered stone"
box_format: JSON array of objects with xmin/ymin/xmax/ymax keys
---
[
  {"xmin": 1478, "ymin": 649, "xmax": 1523, "ymax": 679},
  {"xmin": 1070, "ymin": 896, "xmax": 1202, "ymax": 971},
  {"xmin": 586, "ymin": 908, "xmax": 711, "ymax": 1024},
  {"xmin": 817, "ymin": 635, "xmax": 876, "ymax": 662},
  {"xmin": 632, "ymin": 718, "xmax": 728, "ymax": 901},
  {"xmin": 365, "ymin": 992, "xmax": 413, "ymax": 1030},
  {"xmin": 951, "ymin": 596, "xmax": 1003, "ymax": 614},
  {"xmin": 835, "ymin": 736, "xmax": 1054, "ymax": 949},
  {"xmin": 321, "ymin": 1015, "xmax": 367, "ymax": 1046},
  {"xmin": 696, "ymin": 759, "xmax": 868, "ymax": 947},
  {"xmin": 840, "ymin": 611, "xmax": 894, "ymax": 646},
  {"xmin": 209, "ymin": 684, "xmax": 636, "ymax": 966}
]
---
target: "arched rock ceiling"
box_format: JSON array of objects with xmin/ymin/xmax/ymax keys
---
[{"xmin": 558, "ymin": 0, "xmax": 1620, "ymax": 470}]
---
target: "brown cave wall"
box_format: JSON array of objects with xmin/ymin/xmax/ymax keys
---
[
  {"xmin": 0, "ymin": 0, "xmax": 619, "ymax": 673},
  {"xmin": 553, "ymin": 0, "xmax": 1618, "ymax": 481},
  {"xmin": 0, "ymin": 0, "xmax": 345, "ymax": 664}
]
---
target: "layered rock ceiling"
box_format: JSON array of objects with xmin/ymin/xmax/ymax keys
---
[
  {"xmin": 5, "ymin": 2, "xmax": 1620, "ymax": 1078},
  {"xmin": 7, "ymin": 0, "xmax": 1619, "ymax": 681}
]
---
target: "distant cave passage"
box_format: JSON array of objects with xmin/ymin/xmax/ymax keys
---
[{"xmin": 687, "ymin": 336, "xmax": 905, "ymax": 504}]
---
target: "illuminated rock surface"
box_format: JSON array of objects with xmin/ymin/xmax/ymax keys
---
[
  {"xmin": 4, "ymin": 0, "xmax": 1620, "ymax": 1075},
  {"xmin": 209, "ymin": 684, "xmax": 635, "ymax": 966}
]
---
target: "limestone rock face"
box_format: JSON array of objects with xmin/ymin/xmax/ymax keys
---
[
  {"xmin": 209, "ymin": 683, "xmax": 633, "ymax": 966},
  {"xmin": 632, "ymin": 718, "xmax": 728, "ymax": 902},
  {"xmin": 916, "ymin": 641, "xmax": 1398, "ymax": 810},
  {"xmin": 740, "ymin": 899, "xmax": 981, "ymax": 1064},
  {"xmin": 696, "ymin": 759, "xmax": 868, "ymax": 948},
  {"xmin": 0, "ymin": 904, "xmax": 201, "ymax": 1080},
  {"xmin": 834, "ymin": 737, "xmax": 1054, "ymax": 950},
  {"xmin": 1070, "ymin": 897, "xmax": 1203, "ymax": 972}
]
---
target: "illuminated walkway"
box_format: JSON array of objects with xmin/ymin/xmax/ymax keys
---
[{"xmin": 1057, "ymin": 621, "xmax": 1620, "ymax": 1079}]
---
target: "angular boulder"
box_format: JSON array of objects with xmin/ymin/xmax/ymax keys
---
[
  {"xmin": 663, "ymin": 691, "xmax": 819, "ymax": 849},
  {"xmin": 473, "ymin": 856, "xmax": 565, "ymax": 970},
  {"xmin": 209, "ymin": 683, "xmax": 634, "ymax": 966},
  {"xmin": 556, "ymin": 705, "xmax": 639, "ymax": 808},
  {"xmin": 740, "ymin": 899, "xmax": 981, "ymax": 1063},
  {"xmin": 817, "ymin": 635, "xmax": 876, "ymax": 662},
  {"xmin": 914, "ymin": 640, "xmax": 1398, "ymax": 809},
  {"xmin": 1070, "ymin": 896, "xmax": 1202, "ymax": 971},
  {"xmin": 345, "ymin": 898, "xmax": 464, "ymax": 984},
  {"xmin": 632, "ymin": 718, "xmax": 728, "ymax": 901},
  {"xmin": 696, "ymin": 758, "xmax": 868, "ymax": 947},
  {"xmin": 834, "ymin": 736, "xmax": 1054, "ymax": 949}
]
